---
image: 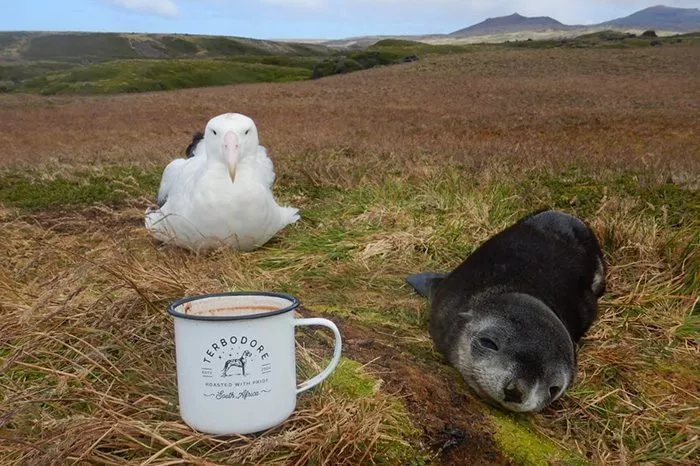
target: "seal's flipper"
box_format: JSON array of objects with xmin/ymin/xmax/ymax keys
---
[{"xmin": 406, "ymin": 272, "xmax": 446, "ymax": 299}]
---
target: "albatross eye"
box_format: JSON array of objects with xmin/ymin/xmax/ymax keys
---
[
  {"xmin": 211, "ymin": 129, "xmax": 217, "ymax": 136},
  {"xmin": 245, "ymin": 129, "xmax": 250, "ymax": 135}
]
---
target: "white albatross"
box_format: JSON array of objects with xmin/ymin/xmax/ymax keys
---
[{"xmin": 144, "ymin": 113, "xmax": 299, "ymax": 251}]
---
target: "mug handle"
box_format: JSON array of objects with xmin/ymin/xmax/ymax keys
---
[{"xmin": 294, "ymin": 318, "xmax": 343, "ymax": 394}]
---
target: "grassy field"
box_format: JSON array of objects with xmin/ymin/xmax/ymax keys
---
[
  {"xmin": 1, "ymin": 43, "xmax": 699, "ymax": 465},
  {"xmin": 2, "ymin": 31, "xmax": 698, "ymax": 96},
  {"xmin": 0, "ymin": 31, "xmax": 334, "ymax": 95},
  {"xmin": 0, "ymin": 31, "xmax": 331, "ymax": 61}
]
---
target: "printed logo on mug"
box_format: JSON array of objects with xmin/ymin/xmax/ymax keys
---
[{"xmin": 167, "ymin": 292, "xmax": 342, "ymax": 435}]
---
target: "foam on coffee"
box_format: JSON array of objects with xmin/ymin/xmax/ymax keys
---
[{"xmin": 179, "ymin": 295, "xmax": 294, "ymax": 318}]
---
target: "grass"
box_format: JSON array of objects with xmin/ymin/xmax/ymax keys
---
[
  {"xmin": 369, "ymin": 38, "xmax": 481, "ymax": 55},
  {"xmin": 4, "ymin": 30, "xmax": 698, "ymax": 96},
  {"xmin": 0, "ymin": 166, "xmax": 160, "ymax": 209},
  {"xmin": 0, "ymin": 31, "xmax": 333, "ymax": 95},
  {"xmin": 16, "ymin": 58, "xmax": 312, "ymax": 95},
  {"xmin": 1, "ymin": 43, "xmax": 699, "ymax": 464},
  {"xmin": 490, "ymin": 412, "xmax": 585, "ymax": 465},
  {"xmin": 0, "ymin": 62, "xmax": 76, "ymax": 91},
  {"xmin": 1, "ymin": 56, "xmax": 323, "ymax": 94},
  {"xmin": 496, "ymin": 30, "xmax": 700, "ymax": 49},
  {"xmin": 0, "ymin": 31, "xmax": 332, "ymax": 62},
  {"xmin": 1, "ymin": 165, "xmax": 697, "ymax": 464},
  {"xmin": 23, "ymin": 33, "xmax": 138, "ymax": 60}
]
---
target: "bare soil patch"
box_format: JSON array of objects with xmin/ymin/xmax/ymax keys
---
[{"xmin": 299, "ymin": 308, "xmax": 509, "ymax": 465}]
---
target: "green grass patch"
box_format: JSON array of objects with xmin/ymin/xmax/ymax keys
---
[
  {"xmin": 503, "ymin": 30, "xmax": 700, "ymax": 49},
  {"xmin": 515, "ymin": 168, "xmax": 700, "ymax": 228},
  {"xmin": 227, "ymin": 55, "xmax": 323, "ymax": 70},
  {"xmin": 311, "ymin": 48, "xmax": 419, "ymax": 79},
  {"xmin": 0, "ymin": 61, "xmax": 78, "ymax": 92},
  {"xmin": 18, "ymin": 58, "xmax": 311, "ymax": 95},
  {"xmin": 325, "ymin": 358, "xmax": 377, "ymax": 398},
  {"xmin": 490, "ymin": 412, "xmax": 586, "ymax": 465},
  {"xmin": 306, "ymin": 304, "xmax": 424, "ymax": 332},
  {"xmin": 675, "ymin": 312, "xmax": 699, "ymax": 340},
  {"xmin": 0, "ymin": 31, "xmax": 333, "ymax": 94},
  {"xmin": 294, "ymin": 356, "xmax": 425, "ymax": 463},
  {"xmin": 0, "ymin": 31, "xmax": 31, "ymax": 49},
  {"xmin": 198, "ymin": 37, "xmax": 274, "ymax": 56},
  {"xmin": 2, "ymin": 32, "xmax": 332, "ymax": 63},
  {"xmin": 24, "ymin": 33, "xmax": 138, "ymax": 60},
  {"xmin": 0, "ymin": 61, "xmax": 76, "ymax": 82},
  {"xmin": 370, "ymin": 39, "xmax": 480, "ymax": 56},
  {"xmin": 158, "ymin": 36, "xmax": 200, "ymax": 56},
  {"xmin": 323, "ymin": 358, "xmax": 425, "ymax": 463},
  {"xmin": 0, "ymin": 166, "xmax": 161, "ymax": 210}
]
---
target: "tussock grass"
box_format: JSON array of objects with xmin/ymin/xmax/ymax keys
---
[
  {"xmin": 1, "ymin": 164, "xmax": 697, "ymax": 464},
  {"xmin": 0, "ymin": 205, "xmax": 422, "ymax": 465}
]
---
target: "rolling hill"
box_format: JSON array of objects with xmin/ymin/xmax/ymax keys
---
[
  {"xmin": 600, "ymin": 5, "xmax": 700, "ymax": 32},
  {"xmin": 450, "ymin": 13, "xmax": 569, "ymax": 38},
  {"xmin": 1, "ymin": 5, "xmax": 698, "ymax": 95},
  {"xmin": 447, "ymin": 5, "xmax": 700, "ymax": 40},
  {"xmin": 314, "ymin": 5, "xmax": 700, "ymax": 47},
  {"xmin": 0, "ymin": 31, "xmax": 421, "ymax": 95},
  {"xmin": 0, "ymin": 31, "xmax": 331, "ymax": 63}
]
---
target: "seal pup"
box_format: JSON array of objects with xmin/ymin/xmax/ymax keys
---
[{"xmin": 407, "ymin": 209, "xmax": 606, "ymax": 412}]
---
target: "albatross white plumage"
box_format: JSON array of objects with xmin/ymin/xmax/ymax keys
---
[{"xmin": 145, "ymin": 113, "xmax": 299, "ymax": 251}]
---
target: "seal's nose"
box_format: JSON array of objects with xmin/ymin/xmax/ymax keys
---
[
  {"xmin": 503, "ymin": 379, "xmax": 525, "ymax": 404},
  {"xmin": 549, "ymin": 385, "xmax": 561, "ymax": 400}
]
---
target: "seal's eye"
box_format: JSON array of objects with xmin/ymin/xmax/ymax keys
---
[
  {"xmin": 212, "ymin": 129, "xmax": 217, "ymax": 135},
  {"xmin": 478, "ymin": 337, "xmax": 499, "ymax": 351}
]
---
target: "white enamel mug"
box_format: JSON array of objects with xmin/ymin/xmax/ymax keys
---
[{"xmin": 167, "ymin": 292, "xmax": 342, "ymax": 435}]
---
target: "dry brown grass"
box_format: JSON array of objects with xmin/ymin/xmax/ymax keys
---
[
  {"xmin": 1, "ymin": 47, "xmax": 699, "ymax": 184},
  {"xmin": 0, "ymin": 206, "xmax": 422, "ymax": 465},
  {"xmin": 1, "ymin": 44, "xmax": 699, "ymax": 465}
]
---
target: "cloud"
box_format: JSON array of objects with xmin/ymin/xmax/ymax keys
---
[{"xmin": 106, "ymin": 0, "xmax": 179, "ymax": 17}]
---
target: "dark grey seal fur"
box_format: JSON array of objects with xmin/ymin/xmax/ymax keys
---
[{"xmin": 407, "ymin": 209, "xmax": 606, "ymax": 412}]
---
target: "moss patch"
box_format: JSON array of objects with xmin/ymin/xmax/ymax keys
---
[
  {"xmin": 491, "ymin": 412, "xmax": 586, "ymax": 465},
  {"xmin": 326, "ymin": 357, "xmax": 377, "ymax": 399},
  {"xmin": 319, "ymin": 357, "xmax": 426, "ymax": 463}
]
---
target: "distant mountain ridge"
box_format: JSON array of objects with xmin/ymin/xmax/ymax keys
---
[
  {"xmin": 601, "ymin": 5, "xmax": 700, "ymax": 32},
  {"xmin": 449, "ymin": 5, "xmax": 699, "ymax": 38},
  {"xmin": 2, "ymin": 5, "xmax": 698, "ymax": 54},
  {"xmin": 450, "ymin": 13, "xmax": 568, "ymax": 37},
  {"xmin": 301, "ymin": 4, "xmax": 699, "ymax": 47}
]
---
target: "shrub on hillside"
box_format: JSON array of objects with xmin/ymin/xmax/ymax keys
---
[{"xmin": 0, "ymin": 80, "xmax": 15, "ymax": 92}]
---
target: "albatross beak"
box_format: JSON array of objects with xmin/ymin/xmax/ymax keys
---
[{"xmin": 223, "ymin": 131, "xmax": 240, "ymax": 180}]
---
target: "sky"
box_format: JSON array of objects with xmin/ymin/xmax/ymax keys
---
[{"xmin": 2, "ymin": 1, "xmax": 699, "ymax": 40}]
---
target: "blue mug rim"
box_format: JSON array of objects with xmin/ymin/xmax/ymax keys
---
[{"xmin": 166, "ymin": 291, "xmax": 300, "ymax": 322}]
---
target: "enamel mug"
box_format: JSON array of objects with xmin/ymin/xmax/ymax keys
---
[{"xmin": 167, "ymin": 292, "xmax": 342, "ymax": 435}]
